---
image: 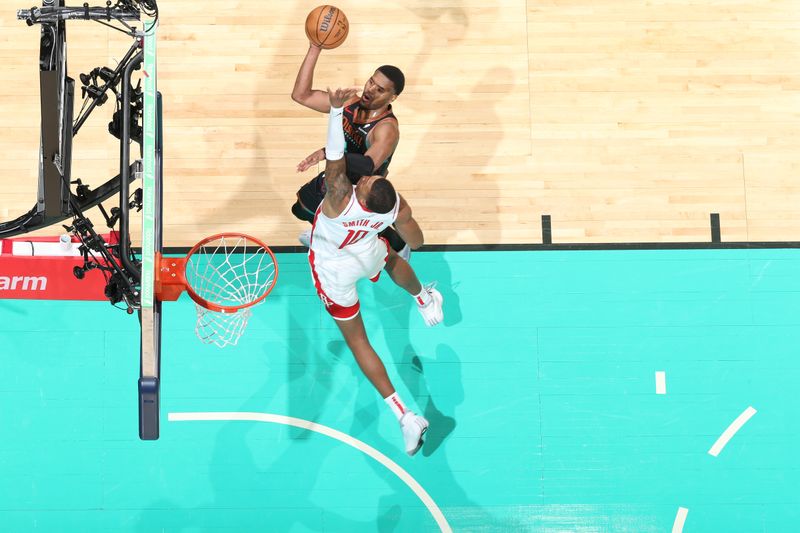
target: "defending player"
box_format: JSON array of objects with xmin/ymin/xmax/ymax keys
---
[{"xmin": 309, "ymin": 87, "xmax": 443, "ymax": 455}]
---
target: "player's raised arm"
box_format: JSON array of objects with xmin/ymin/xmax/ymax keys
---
[
  {"xmin": 322, "ymin": 88, "xmax": 359, "ymax": 213},
  {"xmin": 293, "ymin": 7, "xmax": 350, "ymax": 113},
  {"xmin": 291, "ymin": 44, "xmax": 332, "ymax": 113}
]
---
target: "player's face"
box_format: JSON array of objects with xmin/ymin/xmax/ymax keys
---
[
  {"xmin": 355, "ymin": 175, "xmax": 381, "ymax": 209},
  {"xmin": 359, "ymin": 71, "xmax": 396, "ymax": 110}
]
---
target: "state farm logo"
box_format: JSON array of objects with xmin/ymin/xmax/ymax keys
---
[{"xmin": 0, "ymin": 275, "xmax": 48, "ymax": 291}]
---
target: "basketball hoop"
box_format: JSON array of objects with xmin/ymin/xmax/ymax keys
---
[{"xmin": 155, "ymin": 233, "xmax": 278, "ymax": 348}]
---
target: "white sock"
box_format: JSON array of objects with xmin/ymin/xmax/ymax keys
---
[
  {"xmin": 413, "ymin": 286, "xmax": 432, "ymax": 307},
  {"xmin": 384, "ymin": 392, "xmax": 407, "ymax": 421}
]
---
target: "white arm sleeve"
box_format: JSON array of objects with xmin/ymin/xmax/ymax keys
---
[{"xmin": 326, "ymin": 105, "xmax": 345, "ymax": 161}]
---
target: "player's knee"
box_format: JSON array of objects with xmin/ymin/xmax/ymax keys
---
[
  {"xmin": 384, "ymin": 250, "xmax": 402, "ymax": 274},
  {"xmin": 291, "ymin": 201, "xmax": 314, "ymax": 223},
  {"xmin": 341, "ymin": 326, "xmax": 371, "ymax": 352}
]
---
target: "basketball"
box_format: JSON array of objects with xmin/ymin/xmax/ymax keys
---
[{"xmin": 305, "ymin": 5, "xmax": 349, "ymax": 50}]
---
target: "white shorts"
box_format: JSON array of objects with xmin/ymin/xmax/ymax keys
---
[{"xmin": 308, "ymin": 237, "xmax": 390, "ymax": 320}]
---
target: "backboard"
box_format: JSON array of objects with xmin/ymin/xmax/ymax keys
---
[{"xmin": 138, "ymin": 20, "xmax": 162, "ymax": 440}]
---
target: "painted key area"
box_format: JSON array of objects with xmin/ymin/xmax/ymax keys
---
[{"xmin": 1, "ymin": 249, "xmax": 798, "ymax": 532}]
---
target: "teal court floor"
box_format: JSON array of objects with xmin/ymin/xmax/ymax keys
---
[{"xmin": 0, "ymin": 249, "xmax": 798, "ymax": 532}]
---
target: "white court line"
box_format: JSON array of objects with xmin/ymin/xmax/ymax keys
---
[
  {"xmin": 169, "ymin": 411, "xmax": 452, "ymax": 533},
  {"xmin": 672, "ymin": 507, "xmax": 689, "ymax": 533},
  {"xmin": 655, "ymin": 371, "xmax": 666, "ymax": 395},
  {"xmin": 708, "ymin": 406, "xmax": 757, "ymax": 457}
]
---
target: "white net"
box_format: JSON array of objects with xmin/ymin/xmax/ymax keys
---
[
  {"xmin": 194, "ymin": 306, "xmax": 253, "ymax": 348},
  {"xmin": 185, "ymin": 234, "xmax": 277, "ymax": 348}
]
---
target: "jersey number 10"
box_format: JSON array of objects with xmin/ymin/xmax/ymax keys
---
[{"xmin": 339, "ymin": 229, "xmax": 369, "ymax": 249}]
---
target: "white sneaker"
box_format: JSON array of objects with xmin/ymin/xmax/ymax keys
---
[
  {"xmin": 298, "ymin": 229, "xmax": 311, "ymax": 247},
  {"xmin": 417, "ymin": 283, "xmax": 443, "ymax": 327},
  {"xmin": 399, "ymin": 411, "xmax": 429, "ymax": 456},
  {"xmin": 398, "ymin": 243, "xmax": 411, "ymax": 262}
]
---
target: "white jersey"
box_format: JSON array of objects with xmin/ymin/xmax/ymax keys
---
[
  {"xmin": 310, "ymin": 187, "xmax": 399, "ymax": 260},
  {"xmin": 308, "ymin": 187, "xmax": 400, "ymax": 320}
]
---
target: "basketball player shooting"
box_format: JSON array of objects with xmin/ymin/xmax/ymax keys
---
[
  {"xmin": 291, "ymin": 38, "xmax": 410, "ymax": 259},
  {"xmin": 309, "ymin": 87, "xmax": 443, "ymax": 456}
]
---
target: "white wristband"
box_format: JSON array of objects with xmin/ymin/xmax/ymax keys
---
[{"xmin": 326, "ymin": 105, "xmax": 346, "ymax": 161}]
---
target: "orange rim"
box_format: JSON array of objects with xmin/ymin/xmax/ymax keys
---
[{"xmin": 181, "ymin": 232, "xmax": 278, "ymax": 313}]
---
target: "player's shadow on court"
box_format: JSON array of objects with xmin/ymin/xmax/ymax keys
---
[
  {"xmin": 136, "ymin": 265, "xmax": 366, "ymax": 531},
  {"xmin": 155, "ymin": 325, "xmax": 378, "ymax": 531},
  {"xmin": 367, "ymin": 252, "xmax": 464, "ymax": 451},
  {"xmin": 401, "ymin": 7, "xmax": 520, "ymax": 245},
  {"xmin": 281, "ymin": 267, "xmax": 337, "ymax": 440},
  {"xmin": 349, "ymin": 339, "xmax": 506, "ymax": 531},
  {"xmin": 413, "ymin": 350, "xmax": 457, "ymax": 457},
  {"xmin": 437, "ymin": 256, "xmax": 463, "ymax": 327},
  {"xmin": 214, "ymin": 4, "xmax": 314, "ymax": 237}
]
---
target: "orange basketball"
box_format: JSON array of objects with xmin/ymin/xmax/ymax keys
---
[{"xmin": 305, "ymin": 5, "xmax": 349, "ymax": 50}]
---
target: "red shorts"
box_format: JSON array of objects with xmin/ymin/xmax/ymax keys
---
[{"xmin": 308, "ymin": 237, "xmax": 390, "ymax": 320}]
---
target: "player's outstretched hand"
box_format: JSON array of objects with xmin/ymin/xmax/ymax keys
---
[
  {"xmin": 297, "ymin": 148, "xmax": 326, "ymax": 172},
  {"xmin": 327, "ymin": 87, "xmax": 358, "ymax": 108}
]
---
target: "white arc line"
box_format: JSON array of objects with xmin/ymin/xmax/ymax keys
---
[
  {"xmin": 672, "ymin": 507, "xmax": 689, "ymax": 533},
  {"xmin": 169, "ymin": 411, "xmax": 452, "ymax": 533},
  {"xmin": 708, "ymin": 406, "xmax": 757, "ymax": 457}
]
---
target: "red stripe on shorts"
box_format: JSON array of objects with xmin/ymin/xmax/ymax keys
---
[
  {"xmin": 369, "ymin": 236, "xmax": 391, "ymax": 283},
  {"xmin": 308, "ymin": 249, "xmax": 360, "ymax": 320}
]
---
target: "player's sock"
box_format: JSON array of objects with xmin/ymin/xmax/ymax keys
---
[
  {"xmin": 413, "ymin": 286, "xmax": 433, "ymax": 307},
  {"xmin": 298, "ymin": 229, "xmax": 311, "ymax": 247},
  {"xmin": 384, "ymin": 392, "xmax": 407, "ymax": 421}
]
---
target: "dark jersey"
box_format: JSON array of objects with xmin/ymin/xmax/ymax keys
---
[{"xmin": 342, "ymin": 101, "xmax": 397, "ymax": 176}]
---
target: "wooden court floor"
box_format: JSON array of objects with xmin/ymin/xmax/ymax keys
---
[
  {"xmin": 0, "ymin": 2, "xmax": 798, "ymax": 532},
  {"xmin": 1, "ymin": 1, "xmax": 799, "ymax": 246}
]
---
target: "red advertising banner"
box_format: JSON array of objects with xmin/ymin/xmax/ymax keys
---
[{"xmin": 0, "ymin": 234, "xmax": 117, "ymax": 301}]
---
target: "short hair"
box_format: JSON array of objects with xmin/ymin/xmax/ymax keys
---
[
  {"xmin": 366, "ymin": 178, "xmax": 396, "ymax": 214},
  {"xmin": 377, "ymin": 65, "xmax": 405, "ymax": 96}
]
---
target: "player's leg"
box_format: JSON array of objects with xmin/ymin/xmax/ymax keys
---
[
  {"xmin": 291, "ymin": 171, "xmax": 326, "ymax": 244},
  {"xmin": 292, "ymin": 171, "xmax": 326, "ymax": 221},
  {"xmin": 334, "ymin": 313, "xmax": 394, "ymax": 397},
  {"xmin": 291, "ymin": 200, "xmax": 314, "ymax": 223},
  {"xmin": 383, "ymin": 247, "xmax": 420, "ymax": 294},
  {"xmin": 309, "ymin": 251, "xmax": 408, "ymax": 419},
  {"xmin": 334, "ymin": 313, "xmax": 429, "ymax": 455},
  {"xmin": 383, "ymin": 248, "xmax": 444, "ymax": 326}
]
